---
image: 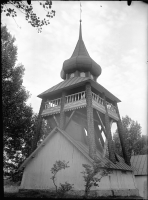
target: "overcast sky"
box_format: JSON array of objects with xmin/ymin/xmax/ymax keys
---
[{"xmin": 2, "ymin": 1, "xmax": 147, "ymax": 135}]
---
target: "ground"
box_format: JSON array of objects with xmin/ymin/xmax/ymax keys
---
[{"xmin": 4, "ymin": 179, "xmax": 143, "ymax": 199}]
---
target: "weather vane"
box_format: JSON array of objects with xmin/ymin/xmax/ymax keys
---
[{"xmin": 80, "ymin": 2, "xmax": 82, "ymax": 22}]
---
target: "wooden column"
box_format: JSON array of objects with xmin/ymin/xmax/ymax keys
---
[
  {"xmin": 59, "ymin": 91, "xmax": 66, "ymax": 130},
  {"xmin": 114, "ymin": 102, "xmax": 131, "ymax": 166},
  {"xmin": 85, "ymin": 83, "xmax": 96, "ymax": 160},
  {"xmin": 102, "ymin": 93, "xmax": 116, "ymax": 164},
  {"xmin": 30, "ymin": 99, "xmax": 45, "ymax": 154}
]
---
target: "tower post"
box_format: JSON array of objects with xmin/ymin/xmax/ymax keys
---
[
  {"xmin": 85, "ymin": 83, "xmax": 96, "ymax": 160},
  {"xmin": 114, "ymin": 102, "xmax": 131, "ymax": 166},
  {"xmin": 102, "ymin": 93, "xmax": 116, "ymax": 163}
]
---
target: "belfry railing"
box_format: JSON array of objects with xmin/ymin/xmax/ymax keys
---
[
  {"xmin": 45, "ymin": 98, "xmax": 61, "ymax": 109},
  {"xmin": 92, "ymin": 92, "xmax": 104, "ymax": 106},
  {"xmin": 92, "ymin": 92, "xmax": 116, "ymax": 114},
  {"xmin": 65, "ymin": 91, "xmax": 86, "ymax": 103},
  {"xmin": 44, "ymin": 91, "xmax": 117, "ymax": 115}
]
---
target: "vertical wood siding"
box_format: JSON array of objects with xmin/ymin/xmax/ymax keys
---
[
  {"xmin": 20, "ymin": 131, "xmax": 137, "ymax": 191},
  {"xmin": 21, "ymin": 131, "xmax": 91, "ymax": 190},
  {"xmin": 135, "ymin": 176, "xmax": 147, "ymax": 198}
]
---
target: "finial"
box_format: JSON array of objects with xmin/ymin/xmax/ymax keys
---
[{"xmin": 80, "ymin": 2, "xmax": 82, "ymax": 23}]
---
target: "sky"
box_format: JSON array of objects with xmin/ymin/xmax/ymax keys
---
[{"xmin": 2, "ymin": 1, "xmax": 147, "ymax": 135}]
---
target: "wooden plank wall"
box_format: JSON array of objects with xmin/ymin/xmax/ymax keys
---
[
  {"xmin": 20, "ymin": 131, "xmax": 91, "ymax": 190},
  {"xmin": 20, "ymin": 130, "xmax": 137, "ymax": 191}
]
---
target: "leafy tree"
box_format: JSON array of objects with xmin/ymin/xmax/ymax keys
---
[
  {"xmin": 81, "ymin": 160, "xmax": 112, "ymax": 199},
  {"xmin": 37, "ymin": 118, "xmax": 52, "ymax": 147},
  {"xmin": 113, "ymin": 115, "xmax": 147, "ymax": 158},
  {"xmin": 1, "ymin": 0, "xmax": 55, "ymax": 33},
  {"xmin": 50, "ymin": 160, "xmax": 74, "ymax": 197},
  {"xmin": 2, "ymin": 25, "xmax": 37, "ymax": 181}
]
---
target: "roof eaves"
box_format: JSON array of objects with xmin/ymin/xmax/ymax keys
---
[
  {"xmin": 37, "ymin": 77, "xmax": 91, "ymax": 98},
  {"xmin": 90, "ymin": 79, "xmax": 121, "ymax": 103}
]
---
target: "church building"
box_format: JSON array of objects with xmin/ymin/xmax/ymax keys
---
[{"xmin": 18, "ymin": 20, "xmax": 140, "ymax": 197}]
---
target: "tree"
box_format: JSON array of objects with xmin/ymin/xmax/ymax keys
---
[
  {"xmin": 50, "ymin": 160, "xmax": 74, "ymax": 197},
  {"xmin": 113, "ymin": 115, "xmax": 147, "ymax": 158},
  {"xmin": 1, "ymin": 0, "xmax": 55, "ymax": 33},
  {"xmin": 37, "ymin": 118, "xmax": 52, "ymax": 147},
  {"xmin": 2, "ymin": 25, "xmax": 37, "ymax": 181},
  {"xmin": 81, "ymin": 160, "xmax": 111, "ymax": 199}
]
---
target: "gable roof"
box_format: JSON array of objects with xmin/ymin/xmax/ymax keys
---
[
  {"xmin": 37, "ymin": 77, "xmax": 121, "ymax": 102},
  {"xmin": 18, "ymin": 127, "xmax": 132, "ymax": 171},
  {"xmin": 130, "ymin": 155, "xmax": 147, "ymax": 175}
]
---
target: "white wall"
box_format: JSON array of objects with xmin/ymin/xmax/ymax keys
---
[
  {"xmin": 135, "ymin": 176, "xmax": 147, "ymax": 199},
  {"xmin": 20, "ymin": 131, "xmax": 91, "ymax": 190},
  {"xmin": 20, "ymin": 130, "xmax": 137, "ymax": 192}
]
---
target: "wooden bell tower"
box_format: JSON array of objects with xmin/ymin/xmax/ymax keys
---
[{"xmin": 31, "ymin": 21, "xmax": 131, "ymax": 166}]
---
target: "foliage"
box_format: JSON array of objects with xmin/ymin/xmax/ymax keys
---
[
  {"xmin": 50, "ymin": 160, "xmax": 73, "ymax": 197},
  {"xmin": 81, "ymin": 160, "xmax": 112, "ymax": 199},
  {"xmin": 1, "ymin": 0, "xmax": 55, "ymax": 33},
  {"xmin": 2, "ymin": 25, "xmax": 37, "ymax": 181},
  {"xmin": 113, "ymin": 115, "xmax": 147, "ymax": 158},
  {"xmin": 58, "ymin": 182, "xmax": 74, "ymax": 198},
  {"xmin": 37, "ymin": 118, "xmax": 52, "ymax": 147}
]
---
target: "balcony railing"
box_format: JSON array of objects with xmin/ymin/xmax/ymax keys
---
[
  {"xmin": 92, "ymin": 92, "xmax": 117, "ymax": 114},
  {"xmin": 45, "ymin": 98, "xmax": 61, "ymax": 109},
  {"xmin": 92, "ymin": 92, "xmax": 104, "ymax": 106},
  {"xmin": 106, "ymin": 101, "xmax": 117, "ymax": 113},
  {"xmin": 44, "ymin": 91, "xmax": 117, "ymax": 115},
  {"xmin": 65, "ymin": 91, "xmax": 86, "ymax": 103}
]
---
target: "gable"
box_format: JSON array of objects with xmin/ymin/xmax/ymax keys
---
[
  {"xmin": 19, "ymin": 127, "xmax": 133, "ymax": 172},
  {"xmin": 19, "ymin": 127, "xmax": 92, "ymax": 171},
  {"xmin": 22, "ymin": 130, "xmax": 92, "ymax": 178}
]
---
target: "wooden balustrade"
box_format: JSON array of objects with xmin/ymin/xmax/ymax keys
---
[
  {"xmin": 45, "ymin": 98, "xmax": 61, "ymax": 109},
  {"xmin": 92, "ymin": 92, "xmax": 104, "ymax": 106},
  {"xmin": 44, "ymin": 91, "xmax": 116, "ymax": 115},
  {"xmin": 65, "ymin": 91, "xmax": 86, "ymax": 104},
  {"xmin": 92, "ymin": 92, "xmax": 116, "ymax": 114},
  {"xmin": 106, "ymin": 102, "xmax": 116, "ymax": 113}
]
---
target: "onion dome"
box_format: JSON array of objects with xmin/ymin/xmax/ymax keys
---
[{"xmin": 60, "ymin": 21, "xmax": 102, "ymax": 80}]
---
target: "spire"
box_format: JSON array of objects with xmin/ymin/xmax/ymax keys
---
[
  {"xmin": 60, "ymin": 4, "xmax": 102, "ymax": 80},
  {"xmin": 79, "ymin": 20, "xmax": 82, "ymax": 41},
  {"xmin": 71, "ymin": 21, "xmax": 90, "ymax": 57},
  {"xmin": 79, "ymin": 2, "xmax": 82, "ymax": 40}
]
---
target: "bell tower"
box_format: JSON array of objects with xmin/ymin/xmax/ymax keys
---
[{"xmin": 31, "ymin": 20, "xmax": 131, "ymax": 166}]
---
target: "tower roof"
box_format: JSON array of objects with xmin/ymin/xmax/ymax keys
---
[{"xmin": 60, "ymin": 21, "xmax": 102, "ymax": 80}]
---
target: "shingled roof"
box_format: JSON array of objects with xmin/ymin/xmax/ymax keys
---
[
  {"xmin": 19, "ymin": 127, "xmax": 132, "ymax": 171},
  {"xmin": 130, "ymin": 155, "xmax": 147, "ymax": 175},
  {"xmin": 37, "ymin": 77, "xmax": 121, "ymax": 102}
]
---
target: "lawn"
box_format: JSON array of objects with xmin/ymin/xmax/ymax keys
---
[{"xmin": 4, "ymin": 179, "xmax": 143, "ymax": 199}]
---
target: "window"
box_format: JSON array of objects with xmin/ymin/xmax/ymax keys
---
[
  {"xmin": 80, "ymin": 72, "xmax": 85, "ymax": 77},
  {"xmin": 70, "ymin": 73, "xmax": 74, "ymax": 78}
]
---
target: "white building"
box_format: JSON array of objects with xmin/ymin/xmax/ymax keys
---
[{"xmin": 131, "ymin": 155, "xmax": 147, "ymax": 199}]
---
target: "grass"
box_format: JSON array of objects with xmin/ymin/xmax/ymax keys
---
[{"xmin": 4, "ymin": 180, "xmax": 143, "ymax": 199}]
